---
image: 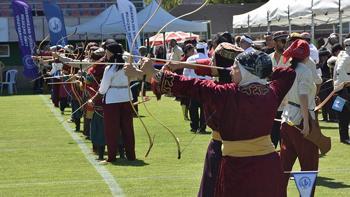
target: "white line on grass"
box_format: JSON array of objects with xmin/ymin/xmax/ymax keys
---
[{"xmin": 40, "ymin": 95, "xmax": 124, "ymax": 197}]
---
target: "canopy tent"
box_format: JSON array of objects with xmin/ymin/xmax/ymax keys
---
[
  {"xmin": 148, "ymin": 31, "xmax": 199, "ymax": 46},
  {"xmin": 233, "ymin": 0, "xmax": 350, "ymax": 30},
  {"xmin": 138, "ymin": 0, "xmax": 207, "ymax": 32},
  {"xmin": 232, "ymin": 0, "xmax": 276, "ymax": 29},
  {"xmin": 66, "ymin": 5, "xmax": 124, "ymax": 34},
  {"xmin": 66, "ymin": 0, "xmax": 207, "ymax": 35}
]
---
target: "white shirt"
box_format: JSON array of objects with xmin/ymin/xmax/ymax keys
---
[
  {"xmin": 170, "ymin": 45, "xmax": 184, "ymax": 61},
  {"xmin": 183, "ymin": 53, "xmax": 211, "ymax": 80},
  {"xmin": 282, "ymin": 63, "xmax": 317, "ymax": 125},
  {"xmin": 270, "ymin": 52, "xmax": 290, "ymax": 111},
  {"xmin": 305, "ymin": 58, "xmax": 323, "ymax": 85},
  {"xmin": 49, "ymin": 62, "xmax": 63, "ymax": 75},
  {"xmin": 270, "ymin": 52, "xmax": 290, "ymax": 68},
  {"xmin": 98, "ymin": 64, "xmax": 132, "ymax": 104},
  {"xmin": 334, "ymin": 50, "xmax": 350, "ymax": 88},
  {"xmin": 309, "ymin": 43, "xmax": 319, "ymax": 64}
]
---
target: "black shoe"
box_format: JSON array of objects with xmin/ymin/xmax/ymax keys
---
[
  {"xmin": 198, "ymin": 129, "xmax": 206, "ymax": 134},
  {"xmin": 190, "ymin": 128, "xmax": 197, "ymax": 133},
  {"xmin": 341, "ymin": 139, "xmax": 350, "ymax": 145}
]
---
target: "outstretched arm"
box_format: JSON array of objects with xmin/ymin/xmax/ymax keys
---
[{"xmin": 124, "ymin": 59, "xmax": 236, "ymax": 105}]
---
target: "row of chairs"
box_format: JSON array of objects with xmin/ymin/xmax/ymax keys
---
[{"xmin": 0, "ymin": 69, "xmax": 18, "ymax": 95}]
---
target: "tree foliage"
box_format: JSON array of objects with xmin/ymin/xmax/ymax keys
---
[{"xmin": 144, "ymin": 0, "xmax": 182, "ymax": 10}]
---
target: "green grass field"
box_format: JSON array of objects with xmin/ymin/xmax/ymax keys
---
[{"xmin": 1, "ymin": 94, "xmax": 350, "ymax": 196}]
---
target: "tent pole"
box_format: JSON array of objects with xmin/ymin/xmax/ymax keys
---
[
  {"xmin": 339, "ymin": 0, "xmax": 343, "ymax": 43},
  {"xmin": 288, "ymin": 5, "xmax": 292, "ymax": 34},
  {"xmin": 267, "ymin": 11, "xmax": 270, "ymax": 32},
  {"xmin": 248, "ymin": 15, "xmax": 251, "ymax": 35},
  {"xmin": 333, "ymin": 24, "xmax": 336, "ymax": 33},
  {"xmin": 163, "ymin": 32, "xmax": 166, "ymax": 59},
  {"xmin": 311, "ymin": 0, "xmax": 315, "ymax": 42}
]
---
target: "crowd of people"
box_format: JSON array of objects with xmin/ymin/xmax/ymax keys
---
[{"xmin": 31, "ymin": 29, "xmax": 350, "ymax": 196}]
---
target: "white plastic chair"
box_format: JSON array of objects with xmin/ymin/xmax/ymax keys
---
[{"xmin": 0, "ymin": 69, "xmax": 18, "ymax": 95}]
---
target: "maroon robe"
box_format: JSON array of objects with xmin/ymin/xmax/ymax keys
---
[{"xmin": 152, "ymin": 67, "xmax": 296, "ymax": 197}]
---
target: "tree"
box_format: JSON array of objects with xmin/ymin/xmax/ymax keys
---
[{"xmin": 144, "ymin": 0, "xmax": 182, "ymax": 10}]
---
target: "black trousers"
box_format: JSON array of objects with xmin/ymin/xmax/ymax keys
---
[
  {"xmin": 337, "ymin": 88, "xmax": 350, "ymax": 141},
  {"xmin": 319, "ymin": 82, "xmax": 337, "ymax": 121},
  {"xmin": 337, "ymin": 106, "xmax": 350, "ymax": 141},
  {"xmin": 189, "ymin": 99, "xmax": 206, "ymax": 131},
  {"xmin": 59, "ymin": 97, "xmax": 69, "ymax": 112},
  {"xmin": 130, "ymin": 81, "xmax": 140, "ymax": 113},
  {"xmin": 271, "ymin": 111, "xmax": 282, "ymax": 148}
]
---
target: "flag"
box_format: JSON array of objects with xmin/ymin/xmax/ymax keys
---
[
  {"xmin": 11, "ymin": 0, "xmax": 39, "ymax": 79},
  {"xmin": 43, "ymin": 0, "xmax": 68, "ymax": 46},
  {"xmin": 116, "ymin": 0, "xmax": 140, "ymax": 61},
  {"xmin": 292, "ymin": 171, "xmax": 318, "ymax": 197}
]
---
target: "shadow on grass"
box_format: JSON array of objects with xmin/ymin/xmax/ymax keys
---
[
  {"xmin": 197, "ymin": 131, "xmax": 211, "ymax": 135},
  {"xmin": 111, "ymin": 158, "xmax": 149, "ymax": 167},
  {"xmin": 320, "ymin": 126, "xmax": 338, "ymax": 130},
  {"xmin": 133, "ymin": 115, "xmax": 146, "ymax": 118},
  {"xmin": 316, "ymin": 176, "xmax": 350, "ymax": 189}
]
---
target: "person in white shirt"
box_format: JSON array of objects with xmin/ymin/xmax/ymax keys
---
[
  {"xmin": 239, "ymin": 35, "xmax": 255, "ymax": 53},
  {"xmin": 269, "ymin": 31, "xmax": 289, "ymax": 148},
  {"xmin": 169, "ymin": 39, "xmax": 184, "ymax": 61},
  {"xmin": 301, "ymin": 32, "xmax": 319, "ymax": 64},
  {"xmin": 280, "ymin": 40, "xmax": 319, "ymax": 196},
  {"xmin": 333, "ymin": 38, "xmax": 350, "ymax": 144},
  {"xmin": 92, "ymin": 42, "xmax": 136, "ymax": 162},
  {"xmin": 183, "ymin": 42, "xmax": 211, "ymax": 133}
]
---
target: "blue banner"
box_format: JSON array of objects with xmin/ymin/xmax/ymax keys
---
[
  {"xmin": 11, "ymin": 0, "xmax": 39, "ymax": 79},
  {"xmin": 43, "ymin": 0, "xmax": 68, "ymax": 46},
  {"xmin": 292, "ymin": 171, "xmax": 318, "ymax": 197}
]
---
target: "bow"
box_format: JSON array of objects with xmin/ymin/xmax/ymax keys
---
[
  {"xmin": 125, "ymin": 0, "xmax": 164, "ymax": 157},
  {"xmin": 140, "ymin": 0, "xmax": 209, "ymax": 159}
]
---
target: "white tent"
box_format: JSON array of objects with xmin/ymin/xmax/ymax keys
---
[
  {"xmin": 312, "ymin": 0, "xmax": 350, "ymax": 23},
  {"xmin": 138, "ymin": 0, "xmax": 207, "ymax": 32},
  {"xmin": 232, "ymin": 0, "xmax": 276, "ymax": 29},
  {"xmin": 233, "ymin": 0, "xmax": 350, "ymax": 28},
  {"xmin": 66, "ymin": 0, "xmax": 207, "ymax": 35},
  {"xmin": 66, "ymin": 5, "xmax": 124, "ymax": 34}
]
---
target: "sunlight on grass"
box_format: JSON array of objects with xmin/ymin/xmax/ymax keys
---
[{"xmin": 0, "ymin": 95, "xmax": 350, "ymax": 196}]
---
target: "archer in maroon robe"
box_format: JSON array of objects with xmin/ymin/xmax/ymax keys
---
[{"xmin": 151, "ymin": 67, "xmax": 296, "ymax": 197}]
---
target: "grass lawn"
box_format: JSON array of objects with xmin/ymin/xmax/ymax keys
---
[{"xmin": 0, "ymin": 94, "xmax": 350, "ymax": 196}]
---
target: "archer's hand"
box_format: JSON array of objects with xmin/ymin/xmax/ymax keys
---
[
  {"xmin": 162, "ymin": 62, "xmax": 182, "ymax": 72},
  {"xmin": 52, "ymin": 52, "xmax": 59, "ymax": 59},
  {"xmin": 301, "ymin": 120, "xmax": 310, "ymax": 137},
  {"xmin": 345, "ymin": 81, "xmax": 350, "ymax": 88},
  {"xmin": 87, "ymin": 99, "xmax": 94, "ymax": 108},
  {"xmin": 162, "ymin": 62, "xmax": 173, "ymax": 72},
  {"xmin": 140, "ymin": 58, "xmax": 156, "ymax": 76},
  {"xmin": 334, "ymin": 82, "xmax": 346, "ymax": 92},
  {"xmin": 124, "ymin": 63, "xmax": 143, "ymax": 79}
]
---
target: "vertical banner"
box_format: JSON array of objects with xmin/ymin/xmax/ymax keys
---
[
  {"xmin": 43, "ymin": 0, "xmax": 68, "ymax": 46},
  {"xmin": 11, "ymin": 0, "xmax": 39, "ymax": 78},
  {"xmin": 116, "ymin": 0, "xmax": 140, "ymax": 60},
  {"xmin": 292, "ymin": 171, "xmax": 318, "ymax": 197}
]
